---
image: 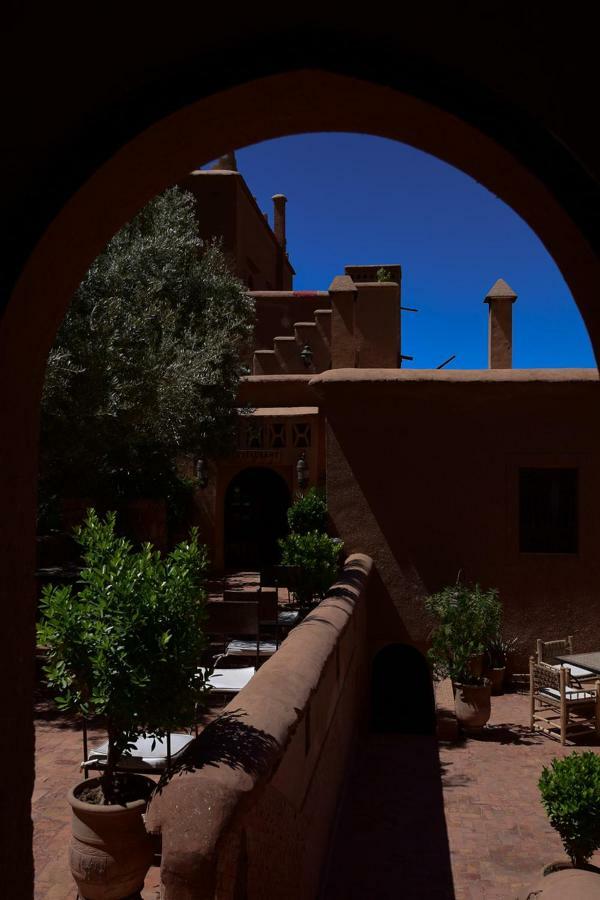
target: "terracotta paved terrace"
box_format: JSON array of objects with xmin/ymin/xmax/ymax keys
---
[{"xmin": 34, "ymin": 685, "xmax": 600, "ymax": 899}]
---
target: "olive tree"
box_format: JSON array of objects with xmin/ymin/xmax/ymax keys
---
[{"xmin": 40, "ymin": 187, "xmax": 254, "ymax": 522}]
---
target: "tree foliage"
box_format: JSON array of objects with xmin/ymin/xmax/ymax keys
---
[
  {"xmin": 286, "ymin": 487, "xmax": 328, "ymax": 535},
  {"xmin": 425, "ymin": 582, "xmax": 501, "ymax": 685},
  {"xmin": 37, "ymin": 509, "xmax": 210, "ymax": 801},
  {"xmin": 539, "ymin": 752, "xmax": 600, "ymax": 866},
  {"xmin": 40, "ymin": 187, "xmax": 254, "ymax": 514},
  {"xmin": 278, "ymin": 531, "xmax": 343, "ymax": 612}
]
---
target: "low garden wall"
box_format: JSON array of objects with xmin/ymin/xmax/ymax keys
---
[{"xmin": 146, "ymin": 553, "xmax": 372, "ymax": 899}]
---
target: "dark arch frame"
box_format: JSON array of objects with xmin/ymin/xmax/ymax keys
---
[{"xmin": 4, "ymin": 37, "xmax": 600, "ymax": 890}]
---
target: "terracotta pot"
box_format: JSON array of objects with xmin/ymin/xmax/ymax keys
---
[
  {"xmin": 68, "ymin": 775, "xmax": 155, "ymax": 900},
  {"xmin": 484, "ymin": 666, "xmax": 505, "ymax": 695},
  {"xmin": 517, "ymin": 863, "xmax": 600, "ymax": 899},
  {"xmin": 454, "ymin": 680, "xmax": 491, "ymax": 732}
]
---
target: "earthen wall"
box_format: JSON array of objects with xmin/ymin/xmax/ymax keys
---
[
  {"xmin": 313, "ymin": 370, "xmax": 600, "ymax": 667},
  {"xmin": 146, "ymin": 554, "xmax": 372, "ymax": 899}
]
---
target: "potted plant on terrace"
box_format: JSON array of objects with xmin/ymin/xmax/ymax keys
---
[
  {"xmin": 539, "ymin": 752, "xmax": 600, "ymax": 873},
  {"xmin": 426, "ymin": 582, "xmax": 501, "ymax": 731},
  {"xmin": 485, "ymin": 633, "xmax": 518, "ymax": 695},
  {"xmin": 278, "ymin": 530, "xmax": 343, "ymax": 615},
  {"xmin": 38, "ymin": 509, "xmax": 211, "ymax": 899}
]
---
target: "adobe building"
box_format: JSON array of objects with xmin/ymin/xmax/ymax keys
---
[
  {"xmin": 185, "ymin": 160, "xmax": 406, "ymax": 571},
  {"xmin": 189, "ymin": 160, "xmax": 600, "ymax": 677}
]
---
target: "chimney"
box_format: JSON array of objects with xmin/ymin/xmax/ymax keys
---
[
  {"xmin": 211, "ymin": 151, "xmax": 238, "ymax": 171},
  {"xmin": 484, "ymin": 278, "xmax": 517, "ymax": 368},
  {"xmin": 272, "ymin": 194, "xmax": 287, "ymax": 250}
]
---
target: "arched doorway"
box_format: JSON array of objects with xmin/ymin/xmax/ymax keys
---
[
  {"xmin": 371, "ymin": 644, "xmax": 435, "ymax": 735},
  {"xmin": 224, "ymin": 468, "xmax": 290, "ymax": 570}
]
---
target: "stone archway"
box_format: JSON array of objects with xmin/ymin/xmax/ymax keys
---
[{"xmin": 5, "ymin": 62, "xmax": 600, "ymax": 892}]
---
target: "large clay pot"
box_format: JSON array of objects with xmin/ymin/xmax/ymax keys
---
[
  {"xmin": 68, "ymin": 775, "xmax": 155, "ymax": 900},
  {"xmin": 454, "ymin": 680, "xmax": 491, "ymax": 732}
]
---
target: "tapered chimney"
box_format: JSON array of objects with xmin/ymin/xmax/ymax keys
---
[
  {"xmin": 272, "ymin": 194, "xmax": 287, "ymax": 250},
  {"xmin": 484, "ymin": 278, "xmax": 517, "ymax": 368}
]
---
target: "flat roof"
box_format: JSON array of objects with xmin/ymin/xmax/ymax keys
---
[
  {"xmin": 249, "ymin": 291, "xmax": 328, "ymax": 299},
  {"xmin": 310, "ymin": 368, "xmax": 599, "ymax": 386},
  {"xmin": 238, "ymin": 406, "xmax": 319, "ymax": 417}
]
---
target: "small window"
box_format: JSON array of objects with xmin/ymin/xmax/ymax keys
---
[
  {"xmin": 519, "ymin": 468, "xmax": 578, "ymax": 553},
  {"xmin": 267, "ymin": 422, "xmax": 286, "ymax": 449},
  {"xmin": 293, "ymin": 422, "xmax": 311, "ymax": 448}
]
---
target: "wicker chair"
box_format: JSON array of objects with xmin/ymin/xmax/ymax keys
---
[
  {"xmin": 536, "ymin": 636, "xmax": 595, "ymax": 682},
  {"xmin": 529, "ymin": 656, "xmax": 600, "ymax": 745}
]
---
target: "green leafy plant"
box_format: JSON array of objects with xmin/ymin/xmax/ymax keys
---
[
  {"xmin": 286, "ymin": 487, "xmax": 328, "ymax": 535},
  {"xmin": 486, "ymin": 634, "xmax": 519, "ymax": 669},
  {"xmin": 376, "ymin": 267, "xmax": 392, "ymax": 282},
  {"xmin": 539, "ymin": 752, "xmax": 600, "ymax": 867},
  {"xmin": 40, "ymin": 187, "xmax": 255, "ymax": 521},
  {"xmin": 426, "ymin": 582, "xmax": 501, "ymax": 685},
  {"xmin": 37, "ymin": 509, "xmax": 210, "ymax": 803},
  {"xmin": 278, "ymin": 531, "xmax": 343, "ymax": 612}
]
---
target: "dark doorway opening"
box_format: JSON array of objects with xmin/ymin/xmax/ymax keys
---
[
  {"xmin": 371, "ymin": 644, "xmax": 435, "ymax": 734},
  {"xmin": 224, "ymin": 467, "xmax": 290, "ymax": 569}
]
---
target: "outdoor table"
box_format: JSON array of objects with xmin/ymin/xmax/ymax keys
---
[{"xmin": 554, "ymin": 651, "xmax": 600, "ymax": 676}]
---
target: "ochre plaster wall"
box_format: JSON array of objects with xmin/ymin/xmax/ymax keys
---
[
  {"xmin": 252, "ymin": 293, "xmax": 328, "ymax": 350},
  {"xmin": 313, "ymin": 370, "xmax": 600, "ymax": 666},
  {"xmin": 146, "ymin": 554, "xmax": 372, "ymax": 899}
]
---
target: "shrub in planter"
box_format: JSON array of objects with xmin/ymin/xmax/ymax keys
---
[
  {"xmin": 286, "ymin": 487, "xmax": 328, "ymax": 535},
  {"xmin": 278, "ymin": 530, "xmax": 343, "ymax": 613},
  {"xmin": 485, "ymin": 633, "xmax": 519, "ymax": 692},
  {"xmin": 38, "ymin": 509, "xmax": 211, "ymax": 803},
  {"xmin": 426, "ymin": 582, "xmax": 501, "ymax": 686},
  {"xmin": 539, "ymin": 752, "xmax": 600, "ymax": 868}
]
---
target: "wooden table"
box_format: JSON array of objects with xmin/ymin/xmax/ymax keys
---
[{"xmin": 555, "ymin": 651, "xmax": 600, "ymax": 676}]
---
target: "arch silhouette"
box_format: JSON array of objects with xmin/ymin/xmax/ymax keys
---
[{"xmin": 5, "ymin": 64, "xmax": 600, "ymax": 892}]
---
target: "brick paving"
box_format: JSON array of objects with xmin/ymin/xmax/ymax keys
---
[
  {"xmin": 35, "ymin": 664, "xmax": 600, "ymax": 898},
  {"xmin": 36, "ymin": 688, "xmax": 600, "ymax": 899},
  {"xmin": 324, "ymin": 690, "xmax": 600, "ymax": 899}
]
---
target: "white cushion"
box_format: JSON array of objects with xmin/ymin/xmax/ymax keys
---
[
  {"xmin": 540, "ymin": 686, "xmax": 596, "ymax": 702},
  {"xmin": 550, "ymin": 663, "xmax": 595, "ymax": 680},
  {"xmin": 225, "ymin": 639, "xmax": 278, "ymax": 657},
  {"xmin": 278, "ymin": 610, "xmax": 300, "ymax": 627},
  {"xmin": 86, "ymin": 732, "xmax": 195, "ymax": 770},
  {"xmin": 199, "ymin": 666, "xmax": 255, "ymax": 692}
]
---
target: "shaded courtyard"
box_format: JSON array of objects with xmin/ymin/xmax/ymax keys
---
[{"xmin": 34, "ymin": 688, "xmax": 600, "ymax": 899}]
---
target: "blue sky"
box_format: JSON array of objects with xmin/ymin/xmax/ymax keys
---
[{"xmin": 229, "ymin": 133, "xmax": 595, "ymax": 369}]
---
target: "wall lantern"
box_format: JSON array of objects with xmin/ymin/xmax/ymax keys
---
[
  {"xmin": 195, "ymin": 457, "xmax": 209, "ymax": 488},
  {"xmin": 300, "ymin": 343, "xmax": 313, "ymax": 368},
  {"xmin": 296, "ymin": 451, "xmax": 309, "ymax": 490}
]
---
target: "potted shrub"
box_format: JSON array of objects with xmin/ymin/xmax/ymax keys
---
[
  {"xmin": 37, "ymin": 509, "xmax": 211, "ymax": 899},
  {"xmin": 426, "ymin": 582, "xmax": 501, "ymax": 731},
  {"xmin": 485, "ymin": 634, "xmax": 518, "ymax": 694},
  {"xmin": 278, "ymin": 530, "xmax": 343, "ymax": 615},
  {"xmin": 286, "ymin": 487, "xmax": 328, "ymax": 535},
  {"xmin": 539, "ymin": 752, "xmax": 600, "ymax": 872}
]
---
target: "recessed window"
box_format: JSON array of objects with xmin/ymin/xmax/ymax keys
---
[
  {"xmin": 519, "ymin": 468, "xmax": 578, "ymax": 553},
  {"xmin": 293, "ymin": 422, "xmax": 311, "ymax": 448},
  {"xmin": 267, "ymin": 422, "xmax": 286, "ymax": 449}
]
